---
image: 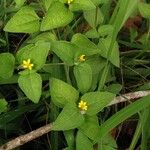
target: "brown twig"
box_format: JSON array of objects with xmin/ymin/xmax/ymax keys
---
[
  {"xmin": 0, "ymin": 124, "xmax": 53, "ymax": 150},
  {"xmin": 108, "ymin": 90, "xmax": 150, "ymax": 106},
  {"xmin": 0, "ymin": 90, "xmax": 150, "ymax": 150}
]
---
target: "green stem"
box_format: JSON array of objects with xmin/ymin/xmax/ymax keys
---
[{"xmin": 129, "ymin": 119, "xmax": 142, "ymax": 150}]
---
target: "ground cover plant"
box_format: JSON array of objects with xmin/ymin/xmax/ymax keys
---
[{"xmin": 0, "ymin": 0, "xmax": 150, "ymax": 150}]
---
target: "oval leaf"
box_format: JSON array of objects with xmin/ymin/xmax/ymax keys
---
[
  {"xmin": 4, "ymin": 6, "xmax": 40, "ymax": 33},
  {"xmin": 50, "ymin": 78, "xmax": 79, "ymax": 107},
  {"xmin": 52, "ymin": 103, "xmax": 84, "ymax": 130},
  {"xmin": 52, "ymin": 41, "xmax": 78, "ymax": 66},
  {"xmin": 81, "ymin": 91, "xmax": 115, "ymax": 116},
  {"xmin": 76, "ymin": 130, "xmax": 93, "ymax": 150},
  {"xmin": 16, "ymin": 41, "xmax": 50, "ymax": 70},
  {"xmin": 41, "ymin": 2, "xmax": 73, "ymax": 31},
  {"xmin": 0, "ymin": 53, "xmax": 15, "ymax": 79},
  {"xmin": 69, "ymin": 0, "xmax": 95, "ymax": 11},
  {"xmin": 18, "ymin": 73, "xmax": 42, "ymax": 103},
  {"xmin": 98, "ymin": 37, "xmax": 120, "ymax": 67},
  {"xmin": 71, "ymin": 33, "xmax": 100, "ymax": 56},
  {"xmin": 79, "ymin": 115, "xmax": 99, "ymax": 140},
  {"xmin": 74, "ymin": 63, "xmax": 92, "ymax": 94}
]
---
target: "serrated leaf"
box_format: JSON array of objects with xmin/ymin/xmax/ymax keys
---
[
  {"xmin": 76, "ymin": 130, "xmax": 93, "ymax": 150},
  {"xmin": 52, "ymin": 103, "xmax": 84, "ymax": 130},
  {"xmin": 4, "ymin": 6, "xmax": 40, "ymax": 33},
  {"xmin": 50, "ymin": 78, "xmax": 79, "ymax": 107},
  {"xmin": 98, "ymin": 37, "xmax": 120, "ymax": 67},
  {"xmin": 0, "ymin": 99, "xmax": 8, "ymax": 114},
  {"xmin": 18, "ymin": 73, "xmax": 42, "ymax": 103},
  {"xmin": 41, "ymin": 2, "xmax": 73, "ymax": 31},
  {"xmin": 0, "ymin": 53, "xmax": 15, "ymax": 79},
  {"xmin": 81, "ymin": 91, "xmax": 115, "ymax": 116},
  {"xmin": 16, "ymin": 41, "xmax": 50, "ymax": 70},
  {"xmin": 52, "ymin": 41, "xmax": 78, "ymax": 66},
  {"xmin": 74, "ymin": 63, "xmax": 92, "ymax": 94}
]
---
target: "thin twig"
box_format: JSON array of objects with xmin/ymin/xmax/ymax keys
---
[
  {"xmin": 0, "ymin": 90, "xmax": 150, "ymax": 150},
  {"xmin": 108, "ymin": 90, "xmax": 150, "ymax": 106},
  {"xmin": 0, "ymin": 124, "xmax": 53, "ymax": 150}
]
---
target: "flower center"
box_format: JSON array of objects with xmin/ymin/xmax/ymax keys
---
[
  {"xmin": 78, "ymin": 100, "xmax": 88, "ymax": 111},
  {"xmin": 79, "ymin": 55, "xmax": 86, "ymax": 62},
  {"xmin": 22, "ymin": 59, "xmax": 34, "ymax": 70},
  {"xmin": 67, "ymin": 0, "xmax": 74, "ymax": 4}
]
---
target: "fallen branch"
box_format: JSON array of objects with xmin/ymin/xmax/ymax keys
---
[
  {"xmin": 108, "ymin": 90, "xmax": 150, "ymax": 106},
  {"xmin": 0, "ymin": 90, "xmax": 150, "ymax": 150},
  {"xmin": 0, "ymin": 124, "xmax": 53, "ymax": 150}
]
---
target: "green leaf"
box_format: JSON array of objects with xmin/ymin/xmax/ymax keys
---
[
  {"xmin": 98, "ymin": 25, "xmax": 114, "ymax": 37},
  {"xmin": 138, "ymin": 2, "xmax": 150, "ymax": 19},
  {"xmin": 0, "ymin": 53, "xmax": 15, "ymax": 79},
  {"xmin": 71, "ymin": 33, "xmax": 100, "ymax": 56},
  {"xmin": 110, "ymin": 0, "xmax": 138, "ymax": 33},
  {"xmin": 69, "ymin": 0, "xmax": 95, "ymax": 11},
  {"xmin": 98, "ymin": 145, "xmax": 116, "ymax": 150},
  {"xmin": 15, "ymin": 0, "xmax": 25, "ymax": 8},
  {"xmin": 41, "ymin": 0, "xmax": 53, "ymax": 11},
  {"xmin": 16, "ymin": 41, "xmax": 50, "ymax": 70},
  {"xmin": 27, "ymin": 32, "xmax": 56, "ymax": 44},
  {"xmin": 98, "ymin": 37, "xmax": 120, "ymax": 67},
  {"xmin": 95, "ymin": 96, "xmax": 150, "ymax": 143},
  {"xmin": 52, "ymin": 103, "xmax": 84, "ymax": 130},
  {"xmin": 79, "ymin": 115, "xmax": 99, "ymax": 140},
  {"xmin": 85, "ymin": 28, "xmax": 99, "ymax": 39},
  {"xmin": 0, "ymin": 99, "xmax": 8, "ymax": 114},
  {"xmin": 4, "ymin": 6, "xmax": 40, "ymax": 33},
  {"xmin": 50, "ymin": 78, "xmax": 79, "ymax": 107},
  {"xmin": 141, "ymin": 109, "xmax": 150, "ymax": 150},
  {"xmin": 105, "ymin": 83, "xmax": 122, "ymax": 94},
  {"xmin": 76, "ymin": 130, "xmax": 93, "ymax": 150},
  {"xmin": 64, "ymin": 130, "xmax": 75, "ymax": 149},
  {"xmin": 18, "ymin": 73, "xmax": 42, "ymax": 103},
  {"xmin": 83, "ymin": 7, "xmax": 104, "ymax": 28},
  {"xmin": 41, "ymin": 2, "xmax": 73, "ymax": 31},
  {"xmin": 74, "ymin": 63, "xmax": 92, "ymax": 94},
  {"xmin": 86, "ymin": 56, "xmax": 106, "ymax": 91},
  {"xmin": 81, "ymin": 91, "xmax": 115, "ymax": 116},
  {"xmin": 100, "ymin": 134, "xmax": 117, "ymax": 149},
  {"xmin": 52, "ymin": 41, "xmax": 78, "ymax": 66}
]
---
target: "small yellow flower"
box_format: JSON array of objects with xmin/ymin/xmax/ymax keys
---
[
  {"xmin": 79, "ymin": 54, "xmax": 86, "ymax": 62},
  {"xmin": 78, "ymin": 100, "xmax": 88, "ymax": 111},
  {"xmin": 22, "ymin": 59, "xmax": 34, "ymax": 70},
  {"xmin": 68, "ymin": 0, "xmax": 73, "ymax": 4}
]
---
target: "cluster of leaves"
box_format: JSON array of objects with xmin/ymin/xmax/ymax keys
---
[{"xmin": 0, "ymin": 0, "xmax": 150, "ymax": 149}]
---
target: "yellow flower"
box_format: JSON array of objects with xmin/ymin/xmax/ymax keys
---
[
  {"xmin": 78, "ymin": 100, "xmax": 88, "ymax": 111},
  {"xmin": 68, "ymin": 0, "xmax": 73, "ymax": 4},
  {"xmin": 22, "ymin": 59, "xmax": 34, "ymax": 70},
  {"xmin": 79, "ymin": 55, "xmax": 86, "ymax": 62}
]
